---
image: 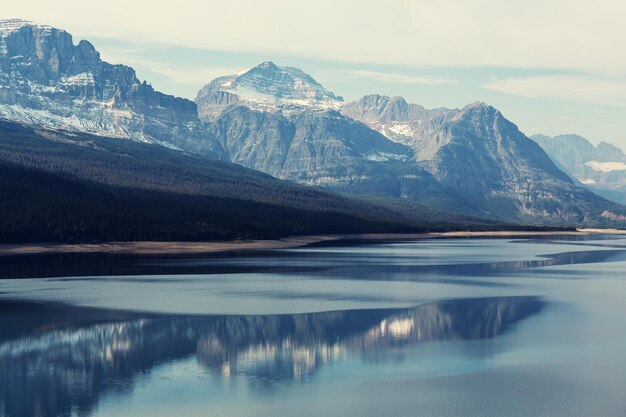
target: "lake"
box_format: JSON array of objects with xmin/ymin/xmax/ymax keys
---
[{"xmin": 1, "ymin": 235, "xmax": 626, "ymax": 417}]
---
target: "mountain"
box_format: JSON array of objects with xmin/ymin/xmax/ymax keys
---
[
  {"xmin": 341, "ymin": 94, "xmax": 450, "ymax": 148},
  {"xmin": 531, "ymin": 134, "xmax": 626, "ymax": 204},
  {"xmin": 198, "ymin": 67, "xmax": 625, "ymax": 225},
  {"xmin": 0, "ymin": 19, "xmax": 223, "ymax": 157},
  {"xmin": 205, "ymin": 106, "xmax": 416, "ymax": 194}
]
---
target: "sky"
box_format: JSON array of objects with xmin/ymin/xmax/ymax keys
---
[{"xmin": 2, "ymin": 0, "xmax": 625, "ymax": 146}]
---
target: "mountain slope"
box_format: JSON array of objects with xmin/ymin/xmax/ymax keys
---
[
  {"xmin": 206, "ymin": 106, "xmax": 413, "ymax": 194},
  {"xmin": 0, "ymin": 18, "xmax": 223, "ymax": 157}
]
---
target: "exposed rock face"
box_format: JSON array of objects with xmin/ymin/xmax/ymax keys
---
[
  {"xmin": 532, "ymin": 134, "xmax": 626, "ymax": 204},
  {"xmin": 595, "ymin": 142, "xmax": 625, "ymax": 162},
  {"xmin": 0, "ymin": 19, "xmax": 223, "ymax": 157},
  {"xmin": 531, "ymin": 134, "xmax": 597, "ymax": 165}
]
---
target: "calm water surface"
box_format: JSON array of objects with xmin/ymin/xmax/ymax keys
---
[{"xmin": 1, "ymin": 236, "xmax": 626, "ymax": 416}]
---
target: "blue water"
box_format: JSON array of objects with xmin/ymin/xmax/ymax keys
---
[{"xmin": 1, "ymin": 236, "xmax": 625, "ymax": 416}]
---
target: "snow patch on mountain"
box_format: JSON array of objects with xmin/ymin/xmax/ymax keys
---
[
  {"xmin": 580, "ymin": 178, "xmax": 597, "ymax": 185},
  {"xmin": 585, "ymin": 161, "xmax": 626, "ymax": 172},
  {"xmin": 364, "ymin": 151, "xmax": 409, "ymax": 162},
  {"xmin": 387, "ymin": 122, "xmax": 416, "ymax": 137}
]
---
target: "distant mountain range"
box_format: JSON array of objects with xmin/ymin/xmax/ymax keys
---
[
  {"xmin": 0, "ymin": 18, "xmax": 625, "ymax": 238},
  {"xmin": 531, "ymin": 134, "xmax": 626, "ymax": 205},
  {"xmin": 198, "ymin": 61, "xmax": 625, "ymax": 225}
]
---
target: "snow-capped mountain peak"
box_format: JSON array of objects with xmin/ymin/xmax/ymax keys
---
[
  {"xmin": 231, "ymin": 61, "xmax": 342, "ymax": 104},
  {"xmin": 196, "ymin": 61, "xmax": 343, "ymax": 118}
]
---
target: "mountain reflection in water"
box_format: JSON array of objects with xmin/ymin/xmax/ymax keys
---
[{"xmin": 0, "ymin": 297, "xmax": 543, "ymax": 417}]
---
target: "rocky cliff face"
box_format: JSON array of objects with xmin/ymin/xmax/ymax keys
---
[
  {"xmin": 531, "ymin": 134, "xmax": 597, "ymax": 165},
  {"xmin": 341, "ymin": 94, "xmax": 449, "ymax": 148},
  {"xmin": 0, "ymin": 19, "xmax": 223, "ymax": 157}
]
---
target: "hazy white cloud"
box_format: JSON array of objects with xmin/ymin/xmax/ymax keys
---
[
  {"xmin": 2, "ymin": 0, "xmax": 626, "ymax": 75},
  {"xmin": 338, "ymin": 70, "xmax": 456, "ymax": 85},
  {"xmin": 484, "ymin": 75, "xmax": 626, "ymax": 106}
]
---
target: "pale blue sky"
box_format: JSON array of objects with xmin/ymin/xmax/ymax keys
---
[{"xmin": 2, "ymin": 0, "xmax": 626, "ymax": 147}]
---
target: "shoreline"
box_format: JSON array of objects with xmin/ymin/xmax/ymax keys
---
[{"xmin": 0, "ymin": 229, "xmax": 624, "ymax": 257}]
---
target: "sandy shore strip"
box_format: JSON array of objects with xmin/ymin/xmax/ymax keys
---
[{"xmin": 0, "ymin": 229, "xmax": 624, "ymax": 256}]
